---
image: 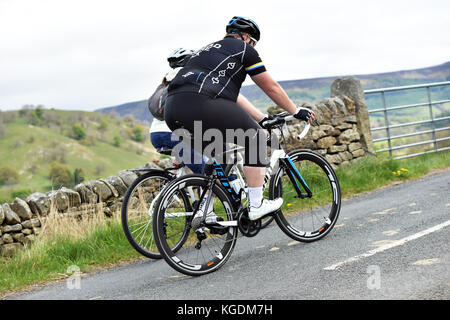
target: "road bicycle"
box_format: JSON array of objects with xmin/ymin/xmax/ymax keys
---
[
  {"xmin": 151, "ymin": 113, "xmax": 342, "ymax": 276},
  {"xmin": 121, "ymin": 144, "xmax": 273, "ymax": 259}
]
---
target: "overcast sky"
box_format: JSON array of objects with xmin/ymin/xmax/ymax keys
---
[{"xmin": 1, "ymin": 0, "xmax": 449, "ymax": 111}]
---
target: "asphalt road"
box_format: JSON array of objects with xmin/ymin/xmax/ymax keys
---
[{"xmin": 7, "ymin": 169, "xmax": 450, "ymax": 300}]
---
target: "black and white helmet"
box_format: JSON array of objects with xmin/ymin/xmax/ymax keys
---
[
  {"xmin": 226, "ymin": 16, "xmax": 261, "ymax": 42},
  {"xmin": 167, "ymin": 48, "xmax": 196, "ymax": 68}
]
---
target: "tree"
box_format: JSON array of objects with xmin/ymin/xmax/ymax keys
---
[
  {"xmin": 124, "ymin": 115, "xmax": 135, "ymax": 126},
  {"xmin": 73, "ymin": 168, "xmax": 85, "ymax": 184},
  {"xmin": 0, "ymin": 166, "xmax": 19, "ymax": 185},
  {"xmin": 34, "ymin": 106, "xmax": 44, "ymax": 120},
  {"xmin": 72, "ymin": 124, "xmax": 87, "ymax": 140},
  {"xmin": 113, "ymin": 134, "xmax": 122, "ymax": 147},
  {"xmin": 49, "ymin": 162, "xmax": 72, "ymax": 186},
  {"xmin": 130, "ymin": 124, "xmax": 145, "ymax": 142},
  {"xmin": 98, "ymin": 120, "xmax": 108, "ymax": 133}
]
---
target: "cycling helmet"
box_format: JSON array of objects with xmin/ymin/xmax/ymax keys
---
[
  {"xmin": 167, "ymin": 48, "xmax": 196, "ymax": 68},
  {"xmin": 226, "ymin": 16, "xmax": 260, "ymax": 41}
]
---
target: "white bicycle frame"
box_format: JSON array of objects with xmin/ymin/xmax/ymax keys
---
[{"xmin": 151, "ymin": 117, "xmax": 310, "ymax": 221}]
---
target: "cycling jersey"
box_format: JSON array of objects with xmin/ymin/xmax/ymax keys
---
[{"xmin": 167, "ymin": 36, "xmax": 266, "ymax": 101}]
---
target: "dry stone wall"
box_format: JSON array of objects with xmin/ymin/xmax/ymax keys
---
[
  {"xmin": 0, "ymin": 161, "xmax": 171, "ymax": 257},
  {"xmin": 268, "ymin": 77, "xmax": 374, "ymax": 168},
  {"xmin": 0, "ymin": 77, "xmax": 374, "ymax": 257}
]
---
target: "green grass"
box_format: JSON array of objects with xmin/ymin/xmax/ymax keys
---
[
  {"xmin": 278, "ymin": 150, "xmax": 449, "ymax": 214},
  {"xmin": 0, "ymin": 109, "xmax": 158, "ymax": 203},
  {"xmin": 0, "ymin": 213, "xmax": 141, "ymax": 296},
  {"xmin": 0, "ymin": 150, "xmax": 449, "ymax": 297},
  {"xmin": 336, "ymin": 150, "xmax": 449, "ymax": 197}
]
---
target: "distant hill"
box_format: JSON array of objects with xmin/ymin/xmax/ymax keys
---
[
  {"xmin": 96, "ymin": 99, "xmax": 153, "ymax": 123},
  {"xmin": 0, "ymin": 108, "xmax": 158, "ymax": 203},
  {"xmin": 95, "ymin": 61, "xmax": 450, "ymax": 118}
]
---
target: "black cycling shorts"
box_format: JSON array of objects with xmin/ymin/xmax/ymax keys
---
[{"xmin": 164, "ymin": 92, "xmax": 268, "ymax": 167}]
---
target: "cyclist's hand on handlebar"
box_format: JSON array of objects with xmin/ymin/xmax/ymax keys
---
[
  {"xmin": 293, "ymin": 106, "xmax": 316, "ymax": 125},
  {"xmin": 258, "ymin": 114, "xmax": 274, "ymax": 129}
]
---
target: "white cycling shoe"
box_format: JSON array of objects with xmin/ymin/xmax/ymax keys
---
[{"xmin": 248, "ymin": 198, "xmax": 283, "ymax": 221}]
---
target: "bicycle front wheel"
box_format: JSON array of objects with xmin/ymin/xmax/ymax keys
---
[
  {"xmin": 269, "ymin": 149, "xmax": 341, "ymax": 242},
  {"xmin": 153, "ymin": 174, "xmax": 238, "ymax": 276},
  {"xmin": 121, "ymin": 171, "xmax": 190, "ymax": 259}
]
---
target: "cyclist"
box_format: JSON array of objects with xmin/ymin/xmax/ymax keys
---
[
  {"xmin": 149, "ymin": 48, "xmax": 205, "ymax": 174},
  {"xmin": 164, "ymin": 16, "xmax": 316, "ymax": 221}
]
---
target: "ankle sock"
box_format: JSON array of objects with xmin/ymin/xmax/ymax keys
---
[{"xmin": 248, "ymin": 187, "xmax": 263, "ymax": 208}]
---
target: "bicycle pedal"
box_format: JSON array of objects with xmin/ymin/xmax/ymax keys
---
[{"xmin": 205, "ymin": 218, "xmax": 228, "ymax": 235}]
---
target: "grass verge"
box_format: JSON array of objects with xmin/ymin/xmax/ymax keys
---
[
  {"xmin": 0, "ymin": 150, "xmax": 449, "ymax": 297},
  {"xmin": 0, "ymin": 208, "xmax": 141, "ymax": 297}
]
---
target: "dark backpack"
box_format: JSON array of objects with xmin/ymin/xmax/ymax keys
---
[{"xmin": 148, "ymin": 83, "xmax": 168, "ymax": 121}]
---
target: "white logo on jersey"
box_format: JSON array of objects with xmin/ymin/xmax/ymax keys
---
[{"xmin": 182, "ymin": 72, "xmax": 194, "ymax": 78}]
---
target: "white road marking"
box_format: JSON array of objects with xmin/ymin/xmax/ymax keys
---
[
  {"xmin": 324, "ymin": 220, "xmax": 450, "ymax": 271},
  {"xmin": 382, "ymin": 229, "xmax": 400, "ymax": 236},
  {"xmin": 373, "ymin": 208, "xmax": 397, "ymax": 215},
  {"xmin": 412, "ymin": 258, "xmax": 440, "ymax": 266}
]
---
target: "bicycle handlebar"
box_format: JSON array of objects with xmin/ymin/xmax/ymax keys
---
[{"xmin": 264, "ymin": 112, "xmax": 319, "ymax": 140}]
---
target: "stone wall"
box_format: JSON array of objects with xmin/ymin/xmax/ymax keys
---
[
  {"xmin": 0, "ymin": 159, "xmax": 172, "ymax": 257},
  {"xmin": 0, "ymin": 77, "xmax": 374, "ymax": 257},
  {"xmin": 268, "ymin": 77, "xmax": 374, "ymax": 168}
]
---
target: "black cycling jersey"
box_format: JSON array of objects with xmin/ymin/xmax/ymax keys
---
[{"xmin": 167, "ymin": 36, "xmax": 266, "ymax": 101}]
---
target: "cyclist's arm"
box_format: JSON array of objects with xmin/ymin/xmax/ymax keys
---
[
  {"xmin": 236, "ymin": 93, "xmax": 265, "ymax": 122},
  {"xmin": 251, "ymin": 71, "xmax": 297, "ymax": 115}
]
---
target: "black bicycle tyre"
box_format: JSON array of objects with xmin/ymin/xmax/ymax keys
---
[
  {"xmin": 153, "ymin": 174, "xmax": 238, "ymax": 276},
  {"xmin": 121, "ymin": 171, "xmax": 191, "ymax": 259},
  {"xmin": 269, "ymin": 149, "xmax": 341, "ymax": 242},
  {"xmin": 121, "ymin": 164, "xmax": 237, "ymax": 259}
]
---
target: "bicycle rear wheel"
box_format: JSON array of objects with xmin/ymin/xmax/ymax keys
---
[
  {"xmin": 269, "ymin": 149, "xmax": 341, "ymax": 242},
  {"xmin": 153, "ymin": 174, "xmax": 238, "ymax": 276},
  {"xmin": 121, "ymin": 171, "xmax": 190, "ymax": 259}
]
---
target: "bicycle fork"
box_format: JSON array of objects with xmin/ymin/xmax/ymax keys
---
[{"xmin": 280, "ymin": 156, "xmax": 313, "ymax": 199}]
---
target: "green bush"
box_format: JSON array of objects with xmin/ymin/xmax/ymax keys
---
[
  {"xmin": 113, "ymin": 135, "xmax": 122, "ymax": 147},
  {"xmin": 0, "ymin": 166, "xmax": 19, "ymax": 185},
  {"xmin": 72, "ymin": 124, "xmax": 87, "ymax": 140},
  {"xmin": 73, "ymin": 168, "xmax": 85, "ymax": 185},
  {"xmin": 130, "ymin": 124, "xmax": 145, "ymax": 142},
  {"xmin": 49, "ymin": 162, "xmax": 72, "ymax": 186},
  {"xmin": 11, "ymin": 186, "xmax": 33, "ymax": 199}
]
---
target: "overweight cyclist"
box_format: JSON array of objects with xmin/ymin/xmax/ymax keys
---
[{"xmin": 164, "ymin": 16, "xmax": 316, "ymax": 221}]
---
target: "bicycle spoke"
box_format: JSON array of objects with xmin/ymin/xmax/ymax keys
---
[
  {"xmin": 153, "ymin": 175, "xmax": 238, "ymax": 276},
  {"xmin": 270, "ymin": 150, "xmax": 341, "ymax": 242}
]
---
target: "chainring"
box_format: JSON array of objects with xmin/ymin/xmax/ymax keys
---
[{"xmin": 237, "ymin": 208, "xmax": 261, "ymax": 237}]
